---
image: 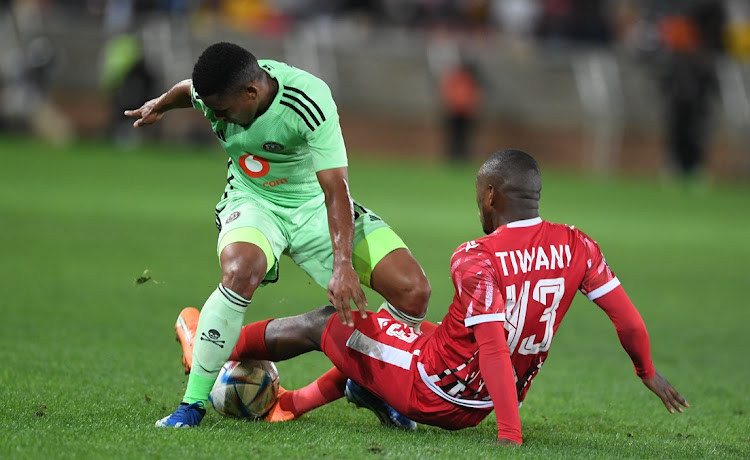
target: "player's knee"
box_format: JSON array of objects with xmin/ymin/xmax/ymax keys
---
[
  {"xmin": 220, "ymin": 253, "xmax": 266, "ymax": 299},
  {"xmin": 304, "ymin": 305, "xmax": 335, "ymax": 349},
  {"xmin": 318, "ymin": 304, "xmax": 337, "ymax": 319},
  {"xmin": 312, "ymin": 305, "xmax": 336, "ymax": 329},
  {"xmin": 395, "ymin": 276, "xmax": 431, "ymax": 317}
]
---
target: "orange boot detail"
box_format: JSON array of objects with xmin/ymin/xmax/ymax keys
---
[
  {"xmin": 264, "ymin": 386, "xmax": 296, "ymax": 422},
  {"xmin": 175, "ymin": 307, "xmax": 200, "ymax": 374}
]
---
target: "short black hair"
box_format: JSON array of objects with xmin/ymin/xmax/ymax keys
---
[
  {"xmin": 480, "ymin": 148, "xmax": 542, "ymax": 196},
  {"xmin": 192, "ymin": 42, "xmax": 264, "ymax": 97}
]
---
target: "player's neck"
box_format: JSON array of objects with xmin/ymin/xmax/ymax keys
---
[
  {"xmin": 496, "ymin": 210, "xmax": 539, "ymax": 228},
  {"xmin": 255, "ymin": 73, "xmax": 278, "ymax": 119}
]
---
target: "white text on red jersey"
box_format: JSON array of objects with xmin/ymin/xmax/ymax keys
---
[{"xmin": 495, "ymin": 245, "xmax": 572, "ymax": 276}]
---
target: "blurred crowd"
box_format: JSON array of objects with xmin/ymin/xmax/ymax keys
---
[
  {"xmin": 2, "ymin": 1, "xmax": 749, "ymax": 56},
  {"xmin": 1, "ymin": 0, "xmax": 749, "ymax": 178}
]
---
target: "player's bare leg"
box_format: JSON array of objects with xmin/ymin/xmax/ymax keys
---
[
  {"xmin": 185, "ymin": 241, "xmax": 267, "ymax": 399},
  {"xmin": 156, "ymin": 242, "xmax": 266, "ymax": 428},
  {"xmin": 369, "ymin": 248, "xmax": 431, "ymax": 328},
  {"xmin": 219, "ymin": 243, "xmax": 268, "ymax": 297},
  {"xmin": 226, "ymin": 306, "xmax": 333, "ymax": 365},
  {"xmin": 230, "ymin": 306, "xmax": 338, "ymax": 422}
]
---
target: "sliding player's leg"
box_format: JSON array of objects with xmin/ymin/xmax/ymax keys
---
[
  {"xmin": 230, "ymin": 305, "xmax": 345, "ymax": 421},
  {"xmin": 229, "ymin": 306, "xmax": 417, "ymax": 429},
  {"xmin": 174, "ymin": 305, "xmax": 473, "ymax": 431},
  {"xmin": 321, "ymin": 309, "xmax": 426, "ymax": 421},
  {"xmin": 324, "ymin": 310, "xmax": 491, "ymax": 431},
  {"xmin": 265, "ymin": 367, "xmax": 347, "ymax": 422}
]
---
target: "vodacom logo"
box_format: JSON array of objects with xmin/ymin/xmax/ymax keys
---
[{"xmin": 238, "ymin": 153, "xmax": 270, "ymax": 178}]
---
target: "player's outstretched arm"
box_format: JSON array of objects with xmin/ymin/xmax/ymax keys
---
[
  {"xmin": 124, "ymin": 79, "xmax": 193, "ymax": 127},
  {"xmin": 592, "ymin": 286, "xmax": 689, "ymax": 414},
  {"xmin": 642, "ymin": 370, "xmax": 689, "ymax": 414},
  {"xmin": 317, "ymin": 167, "xmax": 367, "ymax": 327}
]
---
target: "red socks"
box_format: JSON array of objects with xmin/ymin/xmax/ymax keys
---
[
  {"xmin": 277, "ymin": 367, "xmax": 347, "ymax": 417},
  {"xmin": 229, "ymin": 319, "xmax": 274, "ymax": 361}
]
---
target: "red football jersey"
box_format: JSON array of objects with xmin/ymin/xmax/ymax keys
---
[{"xmin": 418, "ymin": 217, "xmax": 619, "ymax": 407}]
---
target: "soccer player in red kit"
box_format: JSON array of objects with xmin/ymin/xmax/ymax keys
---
[{"xmin": 179, "ymin": 148, "xmax": 688, "ymax": 445}]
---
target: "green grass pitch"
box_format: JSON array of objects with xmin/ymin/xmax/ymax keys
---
[{"xmin": 0, "ymin": 136, "xmax": 748, "ymax": 458}]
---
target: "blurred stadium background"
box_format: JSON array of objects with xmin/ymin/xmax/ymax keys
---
[
  {"xmin": 1, "ymin": 0, "xmax": 749, "ymax": 179},
  {"xmin": 2, "ymin": 2, "xmax": 750, "ymax": 457}
]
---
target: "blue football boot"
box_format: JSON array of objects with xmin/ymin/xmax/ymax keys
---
[
  {"xmin": 155, "ymin": 402, "xmax": 206, "ymax": 428},
  {"xmin": 344, "ymin": 379, "xmax": 416, "ymax": 431}
]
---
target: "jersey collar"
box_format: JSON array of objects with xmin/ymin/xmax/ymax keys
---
[
  {"xmin": 506, "ymin": 217, "xmax": 543, "ymax": 228},
  {"xmin": 259, "ymin": 63, "xmax": 283, "ymax": 118}
]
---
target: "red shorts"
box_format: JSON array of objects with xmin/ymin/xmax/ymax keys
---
[{"xmin": 321, "ymin": 310, "xmax": 491, "ymax": 430}]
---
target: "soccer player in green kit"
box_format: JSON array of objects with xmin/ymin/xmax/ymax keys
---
[{"xmin": 125, "ymin": 42, "xmax": 431, "ymax": 428}]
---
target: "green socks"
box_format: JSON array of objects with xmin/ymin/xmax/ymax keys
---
[{"xmin": 183, "ymin": 284, "xmax": 250, "ymax": 404}]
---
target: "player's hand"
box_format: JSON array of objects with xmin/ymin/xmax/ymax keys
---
[
  {"xmin": 124, "ymin": 96, "xmax": 166, "ymax": 127},
  {"xmin": 494, "ymin": 438, "xmax": 521, "ymax": 446},
  {"xmin": 327, "ymin": 265, "xmax": 367, "ymax": 327},
  {"xmin": 642, "ymin": 370, "xmax": 689, "ymax": 414}
]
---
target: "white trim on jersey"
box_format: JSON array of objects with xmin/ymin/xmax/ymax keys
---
[
  {"xmin": 417, "ymin": 362, "xmax": 495, "ymax": 409},
  {"xmin": 464, "ymin": 313, "xmax": 506, "ymax": 327},
  {"xmin": 346, "ymin": 330, "xmax": 414, "ymax": 370},
  {"xmin": 506, "ymin": 217, "xmax": 543, "ymax": 228},
  {"xmin": 585, "ymin": 277, "xmax": 621, "ymax": 301}
]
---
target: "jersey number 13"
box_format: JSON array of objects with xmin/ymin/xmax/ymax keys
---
[{"xmin": 504, "ymin": 278, "xmax": 565, "ymax": 356}]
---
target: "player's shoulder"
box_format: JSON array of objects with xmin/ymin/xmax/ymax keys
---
[
  {"xmin": 539, "ymin": 220, "xmax": 592, "ymax": 240},
  {"xmin": 263, "ymin": 60, "xmax": 336, "ymax": 133},
  {"xmin": 451, "ymin": 236, "xmax": 495, "ymax": 263},
  {"xmin": 450, "ymin": 239, "xmax": 495, "ymax": 279},
  {"xmin": 539, "ymin": 219, "xmax": 574, "ymax": 232},
  {"xmin": 541, "ymin": 220, "xmax": 602, "ymax": 254},
  {"xmin": 263, "ymin": 60, "xmax": 332, "ymax": 99}
]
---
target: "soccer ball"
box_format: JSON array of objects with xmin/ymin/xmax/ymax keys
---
[{"xmin": 209, "ymin": 360, "xmax": 279, "ymax": 419}]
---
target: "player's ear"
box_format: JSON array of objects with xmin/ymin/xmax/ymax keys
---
[
  {"xmin": 243, "ymin": 83, "xmax": 259, "ymax": 100},
  {"xmin": 485, "ymin": 184, "xmax": 496, "ymax": 208},
  {"xmin": 489, "ymin": 183, "xmax": 509, "ymax": 213}
]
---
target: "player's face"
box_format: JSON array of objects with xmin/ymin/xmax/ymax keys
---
[{"xmin": 202, "ymin": 88, "xmax": 259, "ymax": 128}]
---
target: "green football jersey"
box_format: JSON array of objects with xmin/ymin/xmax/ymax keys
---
[{"xmin": 191, "ymin": 60, "xmax": 348, "ymax": 208}]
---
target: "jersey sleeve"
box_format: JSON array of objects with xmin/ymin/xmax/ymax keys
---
[
  {"xmin": 474, "ymin": 321, "xmax": 523, "ymax": 444},
  {"xmin": 296, "ymin": 80, "xmax": 348, "ymax": 172},
  {"xmin": 594, "ymin": 286, "xmax": 655, "ymax": 379},
  {"xmin": 451, "ymin": 242, "xmax": 506, "ymax": 327},
  {"xmin": 576, "ymin": 230, "xmax": 620, "ymax": 301}
]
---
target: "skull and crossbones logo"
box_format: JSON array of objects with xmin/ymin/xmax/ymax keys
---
[{"xmin": 200, "ymin": 329, "xmax": 225, "ymax": 348}]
